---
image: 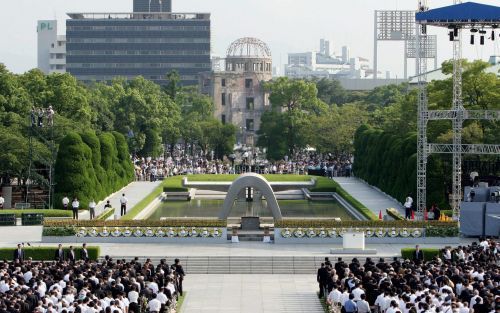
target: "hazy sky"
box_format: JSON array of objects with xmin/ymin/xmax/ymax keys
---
[{"xmin": 1, "ymin": 0, "xmax": 499, "ymax": 76}]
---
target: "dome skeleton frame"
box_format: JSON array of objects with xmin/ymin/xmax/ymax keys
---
[{"xmin": 226, "ymin": 37, "xmax": 272, "ymax": 58}]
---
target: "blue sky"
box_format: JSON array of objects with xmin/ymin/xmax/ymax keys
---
[{"xmin": 1, "ymin": 0, "xmax": 499, "ymax": 76}]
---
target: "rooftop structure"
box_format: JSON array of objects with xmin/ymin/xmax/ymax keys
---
[{"xmin": 133, "ymin": 0, "xmax": 171, "ymax": 13}]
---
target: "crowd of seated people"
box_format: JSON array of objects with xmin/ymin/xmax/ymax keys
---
[
  {"xmin": 0, "ymin": 247, "xmax": 185, "ymax": 313},
  {"xmin": 317, "ymin": 239, "xmax": 499, "ymax": 313}
]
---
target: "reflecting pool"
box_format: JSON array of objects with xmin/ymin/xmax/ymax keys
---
[{"xmin": 147, "ymin": 199, "xmax": 353, "ymax": 220}]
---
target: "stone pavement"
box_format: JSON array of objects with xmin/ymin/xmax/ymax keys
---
[
  {"xmin": 333, "ymin": 177, "xmax": 405, "ymax": 218},
  {"xmin": 180, "ymin": 274, "xmax": 323, "ymax": 313},
  {"xmin": 79, "ymin": 181, "xmax": 162, "ymax": 220}
]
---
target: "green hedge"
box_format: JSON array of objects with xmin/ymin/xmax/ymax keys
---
[
  {"xmin": 0, "ymin": 214, "xmax": 16, "ymax": 226},
  {"xmin": 425, "ymin": 225, "xmax": 459, "ymax": 237},
  {"xmin": 401, "ymin": 248, "xmax": 441, "ymax": 261},
  {"xmin": 0, "ymin": 209, "xmax": 72, "ymax": 218},
  {"xmin": 42, "ymin": 226, "xmax": 77, "ymax": 236},
  {"xmin": 353, "ymin": 126, "xmax": 448, "ymax": 209},
  {"xmin": 441, "ymin": 210, "xmax": 453, "ymax": 217},
  {"xmin": 21, "ymin": 213, "xmax": 44, "ymax": 225},
  {"xmin": 54, "ymin": 131, "xmax": 134, "ymax": 210},
  {"xmin": 44, "ymin": 219, "xmax": 227, "ymax": 228},
  {"xmin": 97, "ymin": 208, "xmax": 115, "ymax": 220},
  {"xmin": 275, "ymin": 219, "xmax": 456, "ymax": 229},
  {"xmin": 0, "ymin": 246, "xmax": 100, "ymax": 261}
]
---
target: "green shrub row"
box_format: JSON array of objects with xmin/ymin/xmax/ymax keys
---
[
  {"xmin": 54, "ymin": 131, "xmax": 134, "ymax": 210},
  {"xmin": 0, "ymin": 246, "xmax": 100, "ymax": 261},
  {"xmin": 275, "ymin": 219, "xmax": 457, "ymax": 229},
  {"xmin": 441, "ymin": 210, "xmax": 453, "ymax": 217},
  {"xmin": 401, "ymin": 248, "xmax": 441, "ymax": 261},
  {"xmin": 44, "ymin": 219, "xmax": 227, "ymax": 228},
  {"xmin": 425, "ymin": 225, "xmax": 459, "ymax": 237},
  {"xmin": 97, "ymin": 208, "xmax": 115, "ymax": 220},
  {"xmin": 42, "ymin": 226, "xmax": 77, "ymax": 236},
  {"xmin": 353, "ymin": 125, "xmax": 448, "ymax": 209},
  {"xmin": 0, "ymin": 209, "xmax": 72, "ymax": 218},
  {"xmin": 0, "ymin": 214, "xmax": 16, "ymax": 226}
]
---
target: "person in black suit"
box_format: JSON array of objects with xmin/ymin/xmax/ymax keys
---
[
  {"xmin": 54, "ymin": 244, "xmax": 65, "ymax": 262},
  {"xmin": 67, "ymin": 245, "xmax": 76, "ymax": 262},
  {"xmin": 413, "ymin": 245, "xmax": 424, "ymax": 263},
  {"xmin": 173, "ymin": 258, "xmax": 185, "ymax": 296},
  {"xmin": 13, "ymin": 243, "xmax": 24, "ymax": 262},
  {"xmin": 317, "ymin": 263, "xmax": 329, "ymax": 298},
  {"xmin": 80, "ymin": 243, "xmax": 89, "ymax": 261}
]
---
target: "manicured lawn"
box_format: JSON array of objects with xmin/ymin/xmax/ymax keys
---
[{"xmin": 163, "ymin": 174, "xmax": 331, "ymax": 191}]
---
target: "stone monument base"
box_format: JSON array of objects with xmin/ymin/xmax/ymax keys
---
[{"xmin": 241, "ymin": 216, "xmax": 260, "ymax": 230}]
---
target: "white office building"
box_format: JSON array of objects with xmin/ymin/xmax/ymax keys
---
[
  {"xmin": 285, "ymin": 39, "xmax": 375, "ymax": 80},
  {"xmin": 37, "ymin": 20, "xmax": 66, "ymax": 74}
]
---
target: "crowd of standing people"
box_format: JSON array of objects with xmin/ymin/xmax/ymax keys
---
[
  {"xmin": 317, "ymin": 239, "xmax": 499, "ymax": 313},
  {"xmin": 133, "ymin": 146, "xmax": 354, "ymax": 181}
]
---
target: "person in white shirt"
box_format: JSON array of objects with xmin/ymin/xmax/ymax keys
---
[
  {"xmin": 357, "ymin": 294, "xmax": 371, "ymax": 313},
  {"xmin": 147, "ymin": 294, "xmax": 161, "ymax": 313},
  {"xmin": 351, "ymin": 283, "xmax": 365, "ymax": 301},
  {"xmin": 327, "ymin": 286, "xmax": 342, "ymax": 306},
  {"xmin": 443, "ymin": 248, "xmax": 452, "ymax": 261},
  {"xmin": 156, "ymin": 288, "xmax": 169, "ymax": 305},
  {"xmin": 88, "ymin": 200, "xmax": 96, "ymax": 219},
  {"xmin": 120, "ymin": 194, "xmax": 128, "ymax": 216},
  {"xmin": 386, "ymin": 300, "xmax": 399, "ymax": 313},
  {"xmin": 376, "ymin": 291, "xmax": 392, "ymax": 313},
  {"xmin": 469, "ymin": 291, "xmax": 481, "ymax": 309},
  {"xmin": 147, "ymin": 279, "xmax": 159, "ymax": 294},
  {"xmin": 404, "ymin": 195, "xmax": 413, "ymax": 219},
  {"xmin": 0, "ymin": 195, "xmax": 4, "ymax": 209},
  {"xmin": 62, "ymin": 196, "xmax": 70, "ymax": 210},
  {"xmin": 71, "ymin": 198, "xmax": 79, "ymax": 220}
]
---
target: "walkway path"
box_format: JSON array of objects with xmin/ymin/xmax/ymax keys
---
[
  {"xmin": 79, "ymin": 181, "xmax": 162, "ymax": 219},
  {"xmin": 181, "ymin": 274, "xmax": 323, "ymax": 313},
  {"xmin": 333, "ymin": 177, "xmax": 405, "ymax": 218}
]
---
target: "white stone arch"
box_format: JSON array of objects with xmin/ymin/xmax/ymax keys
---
[{"xmin": 219, "ymin": 173, "xmax": 283, "ymax": 220}]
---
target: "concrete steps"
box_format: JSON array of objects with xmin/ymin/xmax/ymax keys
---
[{"xmin": 102, "ymin": 256, "xmax": 368, "ymax": 274}]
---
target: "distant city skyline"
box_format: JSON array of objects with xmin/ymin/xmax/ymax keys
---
[{"xmin": 1, "ymin": 0, "xmax": 499, "ymax": 76}]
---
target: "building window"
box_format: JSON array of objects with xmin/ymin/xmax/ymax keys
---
[
  {"xmin": 245, "ymin": 79, "xmax": 253, "ymax": 88},
  {"xmin": 221, "ymin": 78, "xmax": 226, "ymax": 87},
  {"xmin": 221, "ymin": 114, "xmax": 226, "ymax": 124},
  {"xmin": 221, "ymin": 93, "xmax": 226, "ymax": 106},
  {"xmin": 246, "ymin": 119, "xmax": 254, "ymax": 132},
  {"xmin": 246, "ymin": 97, "xmax": 254, "ymax": 110}
]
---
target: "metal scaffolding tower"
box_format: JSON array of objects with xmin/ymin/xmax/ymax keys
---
[
  {"xmin": 27, "ymin": 112, "xmax": 57, "ymax": 209},
  {"xmin": 415, "ymin": 0, "xmax": 500, "ymax": 219}
]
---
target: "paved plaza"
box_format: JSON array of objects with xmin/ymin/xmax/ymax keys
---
[
  {"xmin": 181, "ymin": 274, "xmax": 323, "ymax": 313},
  {"xmin": 333, "ymin": 177, "xmax": 405, "ymax": 217}
]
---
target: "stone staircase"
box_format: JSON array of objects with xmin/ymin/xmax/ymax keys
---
[{"xmin": 101, "ymin": 256, "xmax": 368, "ymax": 274}]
